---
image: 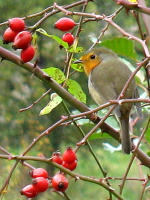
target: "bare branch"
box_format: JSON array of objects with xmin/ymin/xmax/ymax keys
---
[{"xmin": 0, "ymin": 154, "xmax": 124, "ymax": 200}]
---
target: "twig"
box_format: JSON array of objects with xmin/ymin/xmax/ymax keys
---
[
  {"xmin": 89, "ymin": 23, "xmax": 110, "ymax": 51},
  {"xmin": 62, "ymin": 101, "xmax": 107, "ymax": 177},
  {"xmin": 133, "ymin": 11, "xmax": 145, "ymax": 40},
  {"xmin": 114, "ymin": 0, "xmax": 150, "ymax": 15},
  {"xmin": 63, "ymin": 192, "xmax": 71, "ymax": 200},
  {"xmin": 30, "ymin": 0, "xmax": 91, "ymax": 30},
  {"xmin": 0, "ymin": 146, "xmax": 10, "ymax": 155},
  {"xmin": 62, "ymin": 0, "xmax": 89, "ymax": 84},
  {"xmin": 0, "ymin": 117, "xmax": 67, "ymax": 194},
  {"xmin": 60, "ymin": 116, "xmax": 86, "ymax": 126},
  {"xmin": 76, "ymin": 61, "xmax": 146, "ymax": 147},
  {"xmin": 133, "ymin": 0, "xmax": 150, "ymax": 98},
  {"xmin": 145, "ymin": 67, "xmax": 150, "ymax": 98},
  {"xmin": 0, "ymin": 2, "xmax": 150, "ymax": 199},
  {"xmin": 36, "ymin": 5, "xmax": 150, "ymax": 57},
  {"xmin": 53, "ymin": 3, "xmax": 72, "ymax": 16},
  {"xmin": 0, "ymin": 0, "xmax": 87, "ymax": 28},
  {"xmin": 119, "ymin": 155, "xmax": 135, "ymax": 195},
  {"xmin": 75, "ymin": 0, "xmax": 89, "ymax": 38},
  {"xmin": 106, "ymin": 177, "xmax": 145, "ymax": 182},
  {"xmin": 139, "ymin": 176, "xmax": 150, "ymax": 200},
  {"xmin": 0, "ymin": 161, "xmax": 19, "ymax": 195},
  {"xmin": 22, "ymin": 118, "xmax": 67, "ymax": 156},
  {"xmin": 0, "ymin": 154, "xmax": 123, "ymax": 200},
  {"xmin": 0, "ymin": 6, "xmax": 54, "ymax": 27},
  {"xmin": 19, "ymin": 88, "xmax": 51, "ymax": 112},
  {"xmin": 89, "ymin": 6, "xmax": 124, "ymax": 50},
  {"xmin": 119, "ymin": 117, "xmax": 150, "ymax": 194},
  {"xmin": 76, "ymin": 104, "xmax": 120, "ymax": 146},
  {"xmin": 0, "ymin": 46, "xmax": 150, "ymax": 168},
  {"xmin": 67, "ymin": 98, "xmax": 150, "ymax": 121},
  {"xmin": 104, "ymin": 17, "xmax": 150, "ymax": 58},
  {"xmin": 0, "ymin": 146, "xmax": 34, "ymax": 194},
  {"xmin": 22, "ymin": 162, "xmax": 35, "ymax": 170}
]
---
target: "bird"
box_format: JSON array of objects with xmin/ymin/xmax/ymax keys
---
[{"xmin": 75, "ymin": 47, "xmax": 140, "ymax": 154}]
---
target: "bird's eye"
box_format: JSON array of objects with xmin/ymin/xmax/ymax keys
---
[{"xmin": 90, "ymin": 55, "xmax": 96, "ymax": 59}]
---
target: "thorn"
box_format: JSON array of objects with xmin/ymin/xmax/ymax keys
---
[
  {"xmin": 75, "ymin": 176, "xmax": 80, "ymax": 181},
  {"xmin": 109, "ymin": 187, "xmax": 115, "ymax": 192},
  {"xmin": 45, "ymin": 131, "xmax": 49, "ymax": 135},
  {"xmin": 0, "ymin": 57, "xmax": 5, "ymax": 62},
  {"xmin": 8, "ymin": 155, "xmax": 13, "ymax": 160},
  {"xmin": 76, "ymin": 140, "xmax": 86, "ymax": 146},
  {"xmin": 99, "ymin": 178, "xmax": 104, "ymax": 183},
  {"xmin": 90, "ymin": 113, "xmax": 98, "ymax": 121},
  {"xmin": 61, "ymin": 115, "xmax": 67, "ymax": 120},
  {"xmin": 120, "ymin": 94, "xmax": 124, "ymax": 98},
  {"xmin": 118, "ymin": 100, "xmax": 122, "ymax": 105},
  {"xmin": 33, "ymin": 59, "xmax": 38, "ymax": 68}
]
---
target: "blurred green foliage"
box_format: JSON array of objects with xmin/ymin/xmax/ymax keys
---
[{"xmin": 0, "ymin": 0, "xmax": 150, "ymax": 199}]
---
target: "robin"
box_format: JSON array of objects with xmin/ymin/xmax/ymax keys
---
[{"xmin": 75, "ymin": 47, "xmax": 140, "ymax": 154}]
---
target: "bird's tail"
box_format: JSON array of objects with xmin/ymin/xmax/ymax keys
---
[{"xmin": 120, "ymin": 115, "xmax": 131, "ymax": 154}]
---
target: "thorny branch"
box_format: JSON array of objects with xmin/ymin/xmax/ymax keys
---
[
  {"xmin": 0, "ymin": 0, "xmax": 150, "ymax": 199},
  {"xmin": 119, "ymin": 117, "xmax": 150, "ymax": 195},
  {"xmin": 0, "ymin": 154, "xmax": 123, "ymax": 200}
]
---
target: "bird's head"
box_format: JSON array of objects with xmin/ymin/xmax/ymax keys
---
[{"xmin": 74, "ymin": 47, "xmax": 117, "ymax": 75}]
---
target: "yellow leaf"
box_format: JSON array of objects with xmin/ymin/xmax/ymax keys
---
[
  {"xmin": 128, "ymin": 0, "xmax": 137, "ymax": 3},
  {"xmin": 40, "ymin": 93, "xmax": 62, "ymax": 116},
  {"xmin": 0, "ymin": 189, "xmax": 7, "ymax": 194}
]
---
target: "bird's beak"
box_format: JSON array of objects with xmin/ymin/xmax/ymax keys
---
[{"xmin": 73, "ymin": 59, "xmax": 83, "ymax": 64}]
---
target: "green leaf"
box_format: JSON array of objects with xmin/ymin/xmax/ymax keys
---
[
  {"xmin": 40, "ymin": 93, "xmax": 62, "ymax": 115},
  {"xmin": 89, "ymin": 132, "xmax": 111, "ymax": 140},
  {"xmin": 36, "ymin": 28, "xmax": 69, "ymax": 49},
  {"xmin": 71, "ymin": 63, "xmax": 84, "ymax": 72},
  {"xmin": 145, "ymin": 124, "xmax": 150, "ymax": 144},
  {"xmin": 32, "ymin": 32, "xmax": 38, "ymax": 46},
  {"xmin": 42, "ymin": 67, "xmax": 65, "ymax": 84},
  {"xmin": 120, "ymin": 58, "xmax": 145, "ymax": 84},
  {"xmin": 142, "ymin": 105, "xmax": 150, "ymax": 113},
  {"xmin": 50, "ymin": 35, "xmax": 69, "ymax": 49},
  {"xmin": 66, "ymin": 79, "xmax": 86, "ymax": 103},
  {"xmin": 68, "ymin": 46, "xmax": 84, "ymax": 53},
  {"xmin": 106, "ymin": 116, "xmax": 120, "ymax": 130},
  {"xmin": 147, "ymin": 151, "xmax": 150, "ymax": 157},
  {"xmin": 99, "ymin": 37, "xmax": 138, "ymax": 60}
]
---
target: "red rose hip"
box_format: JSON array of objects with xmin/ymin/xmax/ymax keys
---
[
  {"xmin": 54, "ymin": 17, "xmax": 76, "ymax": 31},
  {"xmin": 62, "ymin": 160, "xmax": 77, "ymax": 171},
  {"xmin": 9, "ymin": 18, "xmax": 25, "ymax": 32},
  {"xmin": 21, "ymin": 45, "xmax": 35, "ymax": 63},
  {"xmin": 13, "ymin": 31, "xmax": 32, "ymax": 49},
  {"xmin": 20, "ymin": 184, "xmax": 38, "ymax": 198},
  {"xmin": 52, "ymin": 152, "xmax": 63, "ymax": 165},
  {"xmin": 3, "ymin": 28, "xmax": 18, "ymax": 44},
  {"xmin": 62, "ymin": 147, "xmax": 77, "ymax": 163},
  {"xmin": 62, "ymin": 33, "xmax": 74, "ymax": 45},
  {"xmin": 52, "ymin": 173, "xmax": 68, "ymax": 192},
  {"xmin": 32, "ymin": 177, "xmax": 49, "ymax": 192},
  {"xmin": 29, "ymin": 168, "xmax": 48, "ymax": 178}
]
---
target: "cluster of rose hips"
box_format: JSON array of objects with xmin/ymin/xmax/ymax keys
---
[
  {"xmin": 3, "ymin": 18, "xmax": 35, "ymax": 63},
  {"xmin": 3, "ymin": 17, "xmax": 76, "ymax": 63},
  {"xmin": 54, "ymin": 17, "xmax": 76, "ymax": 46},
  {"xmin": 21, "ymin": 147, "xmax": 77, "ymax": 198},
  {"xmin": 21, "ymin": 168, "xmax": 49, "ymax": 198},
  {"xmin": 52, "ymin": 147, "xmax": 77, "ymax": 171}
]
